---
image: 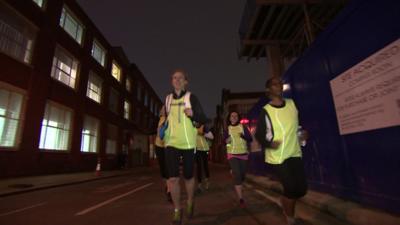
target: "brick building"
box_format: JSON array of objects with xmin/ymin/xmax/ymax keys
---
[{"xmin": 0, "ymin": 0, "xmax": 161, "ymax": 177}]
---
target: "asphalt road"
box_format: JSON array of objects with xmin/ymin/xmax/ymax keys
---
[{"xmin": 0, "ymin": 165, "xmax": 346, "ymax": 225}]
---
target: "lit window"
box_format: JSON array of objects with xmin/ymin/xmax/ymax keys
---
[
  {"xmin": 51, "ymin": 46, "xmax": 78, "ymax": 88},
  {"xmin": 111, "ymin": 61, "xmax": 121, "ymax": 81},
  {"xmin": 0, "ymin": 86, "xmax": 24, "ymax": 147},
  {"xmin": 106, "ymin": 124, "xmax": 118, "ymax": 154},
  {"xmin": 125, "ymin": 77, "xmax": 132, "ymax": 92},
  {"xmin": 0, "ymin": 2, "xmax": 37, "ymax": 64},
  {"xmin": 108, "ymin": 88, "xmax": 119, "ymax": 114},
  {"xmin": 87, "ymin": 72, "xmax": 102, "ymax": 103},
  {"xmin": 124, "ymin": 100, "xmax": 130, "ymax": 120},
  {"xmin": 59, "ymin": 6, "xmax": 84, "ymax": 45},
  {"xmin": 81, "ymin": 115, "xmax": 99, "ymax": 153},
  {"xmin": 39, "ymin": 102, "xmax": 72, "ymax": 150},
  {"xmin": 91, "ymin": 40, "xmax": 106, "ymax": 66},
  {"xmin": 32, "ymin": 0, "xmax": 44, "ymax": 8}
]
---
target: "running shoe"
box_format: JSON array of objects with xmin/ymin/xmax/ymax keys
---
[
  {"xmin": 186, "ymin": 202, "xmax": 195, "ymax": 219},
  {"xmin": 171, "ymin": 209, "xmax": 182, "ymax": 225},
  {"xmin": 239, "ymin": 198, "xmax": 246, "ymax": 208}
]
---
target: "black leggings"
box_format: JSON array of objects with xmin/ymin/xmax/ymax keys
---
[
  {"xmin": 196, "ymin": 151, "xmax": 210, "ymax": 183},
  {"xmin": 272, "ymin": 157, "xmax": 308, "ymax": 199},
  {"xmin": 228, "ymin": 158, "xmax": 247, "ymax": 185}
]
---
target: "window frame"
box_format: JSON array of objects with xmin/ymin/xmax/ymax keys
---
[
  {"xmin": 80, "ymin": 115, "xmax": 99, "ymax": 153},
  {"xmin": 86, "ymin": 71, "xmax": 103, "ymax": 104},
  {"xmin": 106, "ymin": 123, "xmax": 118, "ymax": 155},
  {"xmin": 51, "ymin": 45, "xmax": 79, "ymax": 89},
  {"xmin": 39, "ymin": 101, "xmax": 73, "ymax": 151},
  {"xmin": 111, "ymin": 61, "xmax": 121, "ymax": 82},
  {"xmin": 0, "ymin": 82, "xmax": 26, "ymax": 149},
  {"xmin": 123, "ymin": 100, "xmax": 131, "ymax": 120},
  {"xmin": 108, "ymin": 87, "xmax": 119, "ymax": 114},
  {"xmin": 32, "ymin": 0, "xmax": 45, "ymax": 9},
  {"xmin": 91, "ymin": 39, "xmax": 106, "ymax": 67},
  {"xmin": 0, "ymin": 1, "xmax": 38, "ymax": 65},
  {"xmin": 59, "ymin": 6, "xmax": 84, "ymax": 45}
]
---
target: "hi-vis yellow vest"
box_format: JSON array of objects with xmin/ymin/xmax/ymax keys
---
[
  {"xmin": 164, "ymin": 94, "xmax": 197, "ymax": 150},
  {"xmin": 226, "ymin": 124, "xmax": 247, "ymax": 154},
  {"xmin": 196, "ymin": 135, "xmax": 209, "ymax": 151},
  {"xmin": 155, "ymin": 116, "xmax": 166, "ymax": 147},
  {"xmin": 264, "ymin": 99, "xmax": 301, "ymax": 164},
  {"xmin": 196, "ymin": 126, "xmax": 209, "ymax": 151}
]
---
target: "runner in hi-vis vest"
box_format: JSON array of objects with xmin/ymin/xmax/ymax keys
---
[
  {"xmin": 224, "ymin": 111, "xmax": 252, "ymax": 208},
  {"xmin": 255, "ymin": 77, "xmax": 309, "ymax": 225},
  {"xmin": 195, "ymin": 124, "xmax": 213, "ymax": 193},
  {"xmin": 162, "ymin": 69, "xmax": 209, "ymax": 225}
]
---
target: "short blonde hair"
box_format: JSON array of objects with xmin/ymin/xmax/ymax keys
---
[{"xmin": 171, "ymin": 68, "xmax": 188, "ymax": 81}]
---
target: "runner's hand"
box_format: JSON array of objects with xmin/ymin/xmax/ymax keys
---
[
  {"xmin": 270, "ymin": 140, "xmax": 281, "ymax": 149},
  {"xmin": 184, "ymin": 108, "xmax": 193, "ymax": 117}
]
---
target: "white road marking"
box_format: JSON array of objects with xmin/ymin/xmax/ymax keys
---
[
  {"xmin": 94, "ymin": 181, "xmax": 137, "ymax": 193},
  {"xmin": 0, "ymin": 202, "xmax": 46, "ymax": 217},
  {"xmin": 75, "ymin": 182, "xmax": 153, "ymax": 216}
]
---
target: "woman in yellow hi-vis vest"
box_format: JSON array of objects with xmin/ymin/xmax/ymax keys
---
[
  {"xmin": 255, "ymin": 77, "xmax": 309, "ymax": 225},
  {"xmin": 162, "ymin": 69, "xmax": 209, "ymax": 225},
  {"xmin": 224, "ymin": 111, "xmax": 252, "ymax": 208},
  {"xmin": 154, "ymin": 106, "xmax": 172, "ymax": 202},
  {"xmin": 195, "ymin": 124, "xmax": 214, "ymax": 192}
]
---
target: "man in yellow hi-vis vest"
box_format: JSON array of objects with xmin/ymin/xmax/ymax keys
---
[
  {"xmin": 162, "ymin": 69, "xmax": 209, "ymax": 225},
  {"xmin": 255, "ymin": 77, "xmax": 309, "ymax": 225}
]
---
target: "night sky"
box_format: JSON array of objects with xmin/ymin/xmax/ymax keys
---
[{"xmin": 77, "ymin": 0, "xmax": 269, "ymax": 118}]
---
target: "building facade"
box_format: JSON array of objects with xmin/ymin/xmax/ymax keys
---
[{"xmin": 0, "ymin": 0, "xmax": 161, "ymax": 177}]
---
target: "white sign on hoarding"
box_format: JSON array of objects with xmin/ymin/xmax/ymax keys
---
[{"xmin": 330, "ymin": 38, "xmax": 400, "ymax": 135}]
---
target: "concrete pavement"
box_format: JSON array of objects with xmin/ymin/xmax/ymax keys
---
[
  {"xmin": 246, "ymin": 174, "xmax": 400, "ymax": 225},
  {"xmin": 0, "ymin": 167, "xmax": 150, "ymax": 197}
]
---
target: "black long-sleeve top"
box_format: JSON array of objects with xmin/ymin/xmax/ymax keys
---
[{"xmin": 255, "ymin": 108, "xmax": 272, "ymax": 149}]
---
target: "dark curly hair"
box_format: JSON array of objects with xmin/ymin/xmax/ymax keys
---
[{"xmin": 226, "ymin": 111, "xmax": 241, "ymax": 126}]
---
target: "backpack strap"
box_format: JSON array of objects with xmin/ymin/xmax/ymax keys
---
[
  {"xmin": 183, "ymin": 91, "xmax": 191, "ymax": 109},
  {"xmin": 165, "ymin": 94, "xmax": 173, "ymax": 115},
  {"xmin": 165, "ymin": 91, "xmax": 192, "ymax": 114}
]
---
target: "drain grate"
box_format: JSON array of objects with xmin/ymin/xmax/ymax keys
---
[{"xmin": 8, "ymin": 184, "xmax": 34, "ymax": 189}]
